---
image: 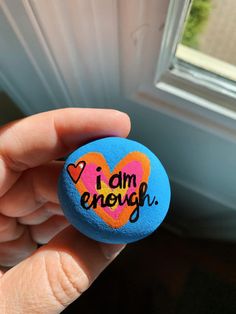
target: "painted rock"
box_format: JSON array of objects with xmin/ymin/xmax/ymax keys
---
[{"xmin": 58, "ymin": 137, "xmax": 171, "ymax": 244}]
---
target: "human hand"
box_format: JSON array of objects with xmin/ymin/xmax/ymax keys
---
[{"xmin": 0, "ymin": 108, "xmax": 130, "ymax": 313}]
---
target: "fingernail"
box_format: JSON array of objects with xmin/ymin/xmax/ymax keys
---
[{"xmin": 99, "ymin": 243, "xmax": 126, "ymax": 260}]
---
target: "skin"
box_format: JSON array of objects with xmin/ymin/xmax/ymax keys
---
[{"xmin": 0, "ymin": 108, "xmax": 131, "ymax": 313}]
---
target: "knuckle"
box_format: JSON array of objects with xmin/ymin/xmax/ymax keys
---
[
  {"xmin": 58, "ymin": 252, "xmax": 90, "ymax": 296},
  {"xmin": 44, "ymin": 252, "xmax": 90, "ymax": 307},
  {"xmin": 0, "ymin": 215, "xmax": 25, "ymax": 243}
]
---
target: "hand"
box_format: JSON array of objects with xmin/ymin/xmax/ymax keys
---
[{"xmin": 0, "ymin": 108, "xmax": 130, "ymax": 313}]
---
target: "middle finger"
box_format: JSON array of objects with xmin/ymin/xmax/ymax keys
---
[{"xmin": 0, "ymin": 161, "xmax": 63, "ymax": 217}]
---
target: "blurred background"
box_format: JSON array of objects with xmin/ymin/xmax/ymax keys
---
[{"xmin": 1, "ymin": 0, "xmax": 236, "ymax": 313}]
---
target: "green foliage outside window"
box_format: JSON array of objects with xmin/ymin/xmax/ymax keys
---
[{"xmin": 182, "ymin": 0, "xmax": 212, "ymax": 48}]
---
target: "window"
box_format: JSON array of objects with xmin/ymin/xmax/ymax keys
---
[
  {"xmin": 178, "ymin": 0, "xmax": 236, "ymax": 82},
  {"xmin": 155, "ymin": 0, "xmax": 236, "ymax": 116}
]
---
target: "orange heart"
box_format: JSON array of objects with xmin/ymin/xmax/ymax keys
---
[{"xmin": 73, "ymin": 152, "xmax": 150, "ymax": 228}]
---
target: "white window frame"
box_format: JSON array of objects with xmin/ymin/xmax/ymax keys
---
[
  {"xmin": 128, "ymin": 0, "xmax": 236, "ymax": 143},
  {"xmin": 155, "ymin": 0, "xmax": 236, "ymax": 126}
]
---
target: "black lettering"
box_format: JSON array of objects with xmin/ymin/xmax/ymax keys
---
[
  {"xmin": 139, "ymin": 182, "xmax": 156, "ymax": 206},
  {"xmin": 80, "ymin": 192, "xmax": 91, "ymax": 210},
  {"xmin": 105, "ymin": 193, "xmax": 117, "ymax": 207},
  {"xmin": 109, "ymin": 171, "xmax": 122, "ymax": 188},
  {"xmin": 96, "ymin": 166, "xmax": 102, "ymax": 189},
  {"xmin": 91, "ymin": 193, "xmax": 105, "ymax": 209},
  {"xmin": 123, "ymin": 173, "xmax": 136, "ymax": 188},
  {"xmin": 80, "ymin": 176, "xmax": 159, "ymax": 224}
]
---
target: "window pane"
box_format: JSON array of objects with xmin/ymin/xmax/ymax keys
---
[{"xmin": 176, "ymin": 0, "xmax": 236, "ymax": 82}]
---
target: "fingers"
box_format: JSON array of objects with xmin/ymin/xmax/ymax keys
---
[
  {"xmin": 0, "ymin": 108, "xmax": 131, "ymax": 197},
  {"xmin": 0, "ymin": 228, "xmax": 37, "ymax": 267},
  {"xmin": 0, "ymin": 108, "xmax": 129, "ymax": 311},
  {"xmin": 0, "ymin": 214, "xmax": 24, "ymax": 243},
  {"xmin": 0, "ymin": 213, "xmax": 68, "ymax": 265},
  {"xmin": 29, "ymin": 216, "xmax": 70, "ymax": 244},
  {"xmin": 18, "ymin": 202, "xmax": 63, "ymax": 225},
  {"xmin": 0, "ymin": 226, "xmax": 125, "ymax": 313},
  {"xmin": 0, "ymin": 161, "xmax": 63, "ymax": 217}
]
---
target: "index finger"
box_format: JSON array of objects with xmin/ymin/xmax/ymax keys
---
[{"xmin": 0, "ymin": 108, "xmax": 131, "ymax": 197}]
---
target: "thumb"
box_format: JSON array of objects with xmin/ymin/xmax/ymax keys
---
[{"xmin": 0, "ymin": 226, "xmax": 125, "ymax": 314}]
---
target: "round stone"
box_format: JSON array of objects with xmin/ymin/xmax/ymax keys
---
[{"xmin": 58, "ymin": 137, "xmax": 171, "ymax": 244}]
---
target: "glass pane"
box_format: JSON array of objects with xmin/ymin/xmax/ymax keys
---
[{"xmin": 176, "ymin": 0, "xmax": 236, "ymax": 82}]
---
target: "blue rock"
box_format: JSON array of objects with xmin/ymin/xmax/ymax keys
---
[{"xmin": 58, "ymin": 137, "xmax": 171, "ymax": 243}]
